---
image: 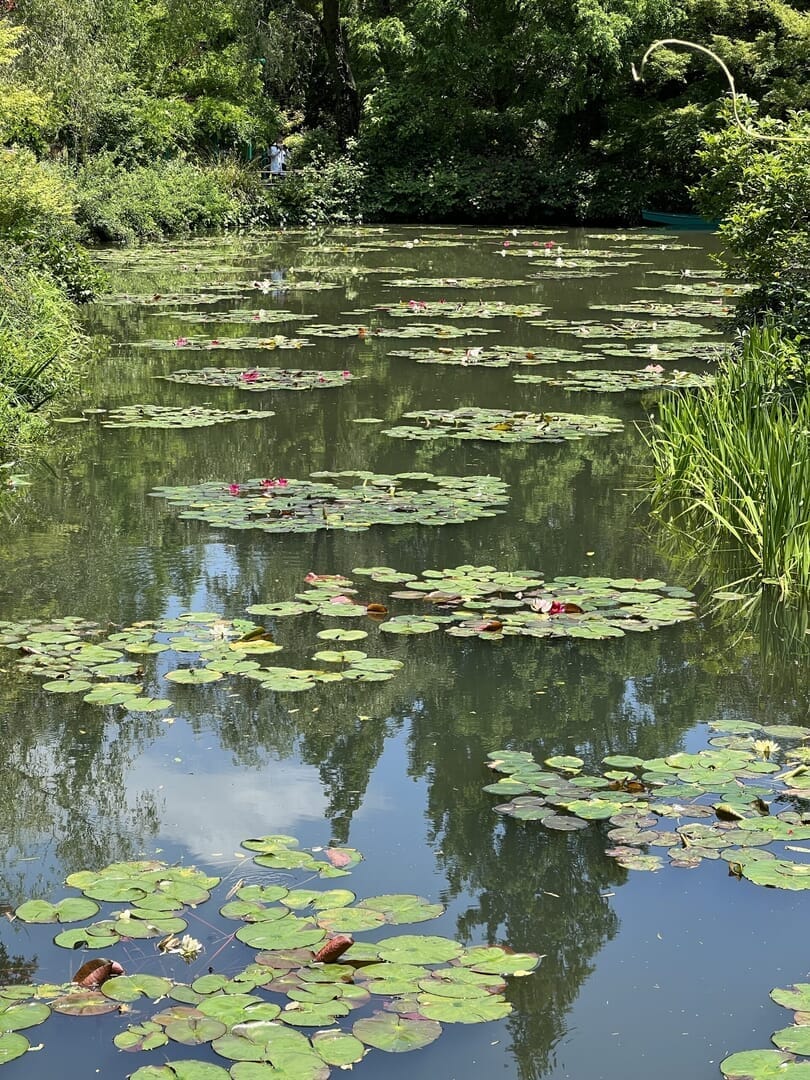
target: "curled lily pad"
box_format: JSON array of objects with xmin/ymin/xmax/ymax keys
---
[{"xmin": 51, "ymin": 991, "xmax": 120, "ymax": 1015}]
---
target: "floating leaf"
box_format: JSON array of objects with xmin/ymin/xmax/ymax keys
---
[
  {"xmin": 100, "ymin": 405, "xmax": 276, "ymax": 430},
  {"xmin": 160, "ymin": 367, "xmax": 353, "ymax": 392},
  {"xmin": 15, "ymin": 898, "xmax": 99, "ymax": 924},
  {"xmin": 353, "ymin": 1012, "xmax": 442, "ymax": 1052}
]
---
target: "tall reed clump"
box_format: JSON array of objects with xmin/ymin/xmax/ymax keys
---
[
  {"xmin": 0, "ymin": 258, "xmax": 88, "ymax": 454},
  {"xmin": 647, "ymin": 324, "xmax": 810, "ymax": 595}
]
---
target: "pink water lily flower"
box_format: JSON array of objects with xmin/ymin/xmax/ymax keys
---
[
  {"xmin": 329, "ymin": 595, "xmax": 354, "ymax": 604},
  {"xmin": 644, "ymin": 364, "xmax": 665, "ymax": 374},
  {"xmin": 260, "ymin": 478, "xmax": 276, "ymax": 490},
  {"xmin": 227, "ymin": 484, "xmax": 241, "ymax": 496},
  {"xmin": 241, "ymin": 369, "xmax": 259, "ymax": 382},
  {"xmin": 544, "ymin": 241, "xmax": 556, "ymax": 249},
  {"xmin": 210, "ymin": 340, "xmax": 221, "ymax": 346},
  {"xmin": 276, "ymin": 477, "xmax": 288, "ymax": 487},
  {"xmin": 175, "ymin": 337, "xmax": 189, "ymax": 347},
  {"xmin": 341, "ymin": 370, "xmax": 351, "ymax": 378}
]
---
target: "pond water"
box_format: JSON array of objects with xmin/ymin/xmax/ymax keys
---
[{"xmin": 0, "ymin": 227, "xmax": 807, "ymax": 1080}]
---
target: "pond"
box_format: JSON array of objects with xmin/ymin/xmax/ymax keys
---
[{"xmin": 0, "ymin": 226, "xmax": 806, "ymax": 1080}]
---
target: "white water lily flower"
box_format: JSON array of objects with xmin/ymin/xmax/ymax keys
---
[{"xmin": 753, "ymin": 738, "xmax": 779, "ymax": 760}]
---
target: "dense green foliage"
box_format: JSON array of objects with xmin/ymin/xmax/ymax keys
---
[
  {"xmin": 694, "ymin": 106, "xmax": 810, "ymax": 335},
  {"xmin": 4, "ymin": 0, "xmax": 810, "ymax": 226},
  {"xmin": 0, "ymin": 259, "xmax": 88, "ymax": 453},
  {"xmin": 648, "ymin": 324, "xmax": 810, "ymax": 594}
]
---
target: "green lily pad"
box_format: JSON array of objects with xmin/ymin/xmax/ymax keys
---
[
  {"xmin": 416, "ymin": 992, "xmax": 512, "ymax": 1023},
  {"xmin": 357, "ymin": 894, "xmax": 445, "ymax": 925},
  {"xmin": 0, "ymin": 1032, "xmax": 29, "ymax": 1064},
  {"xmin": 353, "ymin": 1011, "xmax": 442, "ymax": 1052},
  {"xmin": 14, "ymin": 898, "xmax": 99, "ymax": 924},
  {"xmin": 100, "ymin": 405, "xmax": 275, "ymax": 430},
  {"xmin": 376, "ymin": 935, "xmax": 464, "ymax": 965},
  {"xmin": 311, "ymin": 1030, "xmax": 365, "ymax": 1066},
  {"xmin": 0, "ymin": 1001, "xmax": 50, "ymax": 1031}
]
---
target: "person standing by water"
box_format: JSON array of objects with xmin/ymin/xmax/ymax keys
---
[{"xmin": 268, "ymin": 140, "xmax": 287, "ymax": 179}]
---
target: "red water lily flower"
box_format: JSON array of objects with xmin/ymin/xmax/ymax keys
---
[
  {"xmin": 543, "ymin": 241, "xmax": 556, "ymax": 249},
  {"xmin": 277, "ymin": 477, "xmax": 288, "ymax": 487},
  {"xmin": 227, "ymin": 484, "xmax": 241, "ymax": 496},
  {"xmin": 241, "ymin": 369, "xmax": 259, "ymax": 382},
  {"xmin": 260, "ymin": 479, "xmax": 276, "ymax": 490},
  {"xmin": 175, "ymin": 337, "xmax": 189, "ymax": 347},
  {"xmin": 341, "ymin": 370, "xmax": 351, "ymax": 378}
]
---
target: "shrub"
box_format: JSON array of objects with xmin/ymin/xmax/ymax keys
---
[
  {"xmin": 693, "ymin": 106, "xmax": 810, "ymax": 336},
  {"xmin": 0, "ymin": 252, "xmax": 88, "ymax": 454},
  {"xmin": 0, "ymin": 148, "xmax": 103, "ymax": 301},
  {"xmin": 71, "ymin": 155, "xmax": 268, "ymax": 243}
]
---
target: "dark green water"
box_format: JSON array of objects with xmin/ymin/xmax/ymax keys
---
[{"xmin": 0, "ymin": 227, "xmax": 807, "ymax": 1080}]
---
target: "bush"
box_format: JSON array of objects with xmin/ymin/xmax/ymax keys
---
[
  {"xmin": 268, "ymin": 149, "xmax": 367, "ymax": 227},
  {"xmin": 0, "ymin": 148, "xmax": 103, "ymax": 301},
  {"xmin": 0, "ymin": 252, "xmax": 88, "ymax": 454},
  {"xmin": 693, "ymin": 106, "xmax": 810, "ymax": 336},
  {"xmin": 71, "ymin": 155, "xmax": 269, "ymax": 243}
]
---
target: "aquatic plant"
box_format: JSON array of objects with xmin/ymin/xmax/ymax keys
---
[
  {"xmin": 485, "ymin": 729, "xmax": 810, "ymax": 884},
  {"xmin": 381, "ymin": 407, "xmax": 623, "ymax": 443},
  {"xmin": 516, "ymin": 369, "xmax": 714, "ymax": 393},
  {"xmin": 647, "ymin": 324, "xmax": 810, "ymax": 594},
  {"xmin": 159, "ymin": 369, "xmax": 354, "ymax": 392},
  {"xmin": 0, "ymin": 837, "xmax": 540, "ymax": 1074},
  {"xmin": 149, "ymin": 473, "xmax": 510, "ymax": 534}
]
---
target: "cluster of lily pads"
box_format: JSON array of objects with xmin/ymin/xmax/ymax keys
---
[
  {"xmin": 514, "ymin": 369, "xmax": 715, "ymax": 393},
  {"xmin": 0, "ymin": 602, "xmax": 405, "ymax": 704},
  {"xmin": 531, "ymin": 317, "xmax": 722, "ymax": 340},
  {"xmin": 349, "ymin": 565, "xmax": 695, "ymax": 640},
  {"xmin": 721, "ymin": 983, "xmax": 810, "ymax": 1079},
  {"xmin": 387, "ymin": 345, "xmax": 586, "ymax": 367},
  {"xmin": 383, "ymin": 277, "xmax": 525, "ymax": 289},
  {"xmin": 0, "ymin": 836, "xmax": 539, "ymax": 1076},
  {"xmin": 159, "ymin": 369, "xmax": 354, "ymax": 392},
  {"xmin": 304, "ymin": 323, "xmax": 496, "ymax": 340},
  {"xmin": 89, "ymin": 406, "xmax": 277, "ymax": 430},
  {"xmin": 589, "ymin": 300, "xmax": 732, "ymax": 319},
  {"xmin": 380, "ymin": 407, "xmax": 623, "ymax": 443},
  {"xmin": 136, "ymin": 336, "xmax": 310, "ymax": 352},
  {"xmin": 170, "ymin": 311, "xmax": 318, "ymax": 325},
  {"xmin": 149, "ymin": 472, "xmax": 510, "ymax": 534},
  {"xmin": 359, "ymin": 300, "xmax": 549, "ymax": 320},
  {"xmin": 484, "ymin": 719, "xmax": 810, "ymax": 884}
]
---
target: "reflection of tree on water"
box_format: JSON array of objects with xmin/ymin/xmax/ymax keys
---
[
  {"xmin": 0, "ymin": 676, "xmax": 161, "ymax": 906},
  {"xmin": 401, "ymin": 629, "xmax": 717, "ymax": 1079}
]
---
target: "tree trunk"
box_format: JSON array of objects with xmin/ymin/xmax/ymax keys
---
[{"xmin": 319, "ymin": 0, "xmax": 360, "ymax": 143}]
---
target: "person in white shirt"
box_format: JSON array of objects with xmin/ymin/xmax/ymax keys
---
[{"xmin": 268, "ymin": 142, "xmax": 287, "ymax": 178}]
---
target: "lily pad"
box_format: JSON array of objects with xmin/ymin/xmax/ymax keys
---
[
  {"xmin": 515, "ymin": 369, "xmax": 714, "ymax": 393},
  {"xmin": 353, "ymin": 1012, "xmax": 442, "ymax": 1052},
  {"xmin": 14, "ymin": 898, "xmax": 99, "ymax": 924}
]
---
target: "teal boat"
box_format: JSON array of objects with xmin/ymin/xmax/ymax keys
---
[{"xmin": 642, "ymin": 210, "xmax": 720, "ymax": 230}]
